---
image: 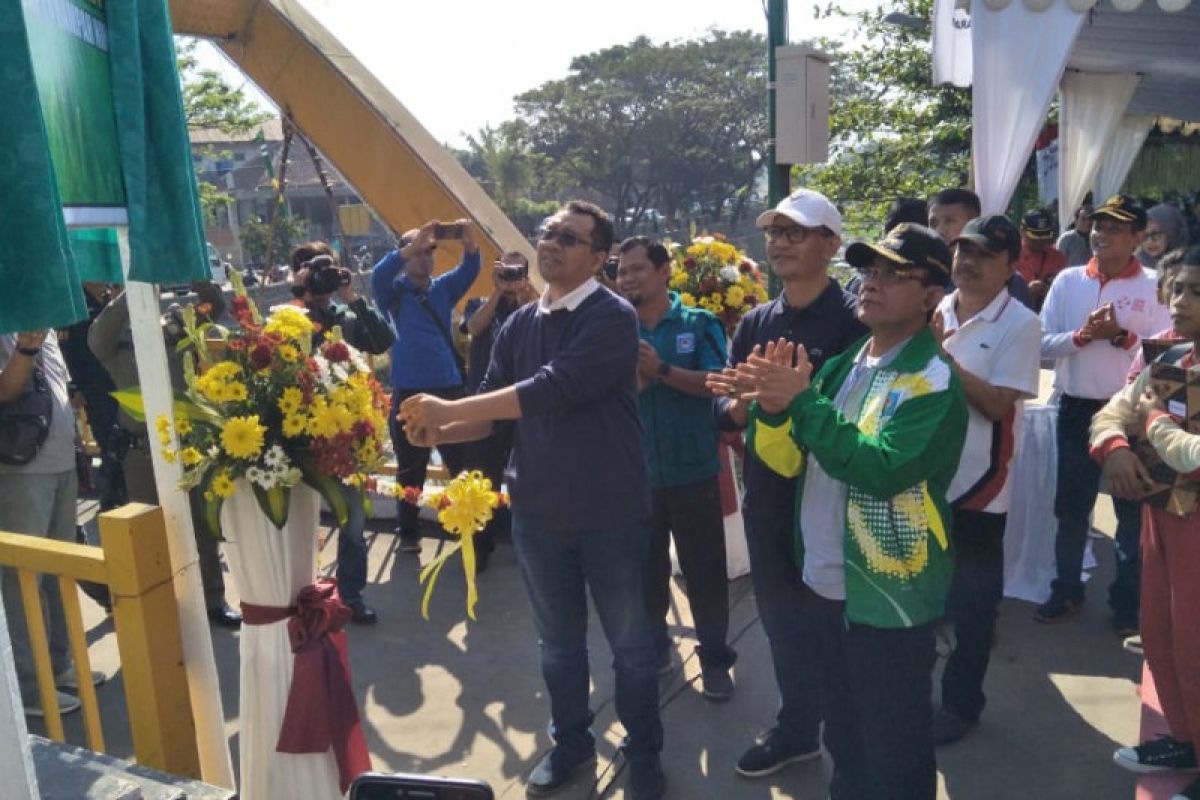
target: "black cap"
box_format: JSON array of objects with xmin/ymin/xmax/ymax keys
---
[
  {"xmin": 845, "ymin": 223, "xmax": 953, "ymax": 287},
  {"xmin": 1020, "ymin": 209, "xmax": 1056, "ymax": 239},
  {"xmin": 1091, "ymin": 194, "xmax": 1148, "ymax": 230},
  {"xmin": 954, "ymin": 214, "xmax": 1021, "ymax": 261}
]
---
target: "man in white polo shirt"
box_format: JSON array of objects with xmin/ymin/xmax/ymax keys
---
[
  {"xmin": 931, "ymin": 214, "xmax": 1041, "ymax": 745},
  {"xmin": 1036, "ymin": 195, "xmax": 1170, "ymax": 632}
]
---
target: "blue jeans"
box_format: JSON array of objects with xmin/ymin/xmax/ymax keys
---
[
  {"xmin": 336, "ymin": 483, "xmax": 369, "ymax": 606},
  {"xmin": 743, "ymin": 512, "xmax": 823, "ymax": 747},
  {"xmin": 1052, "ymin": 395, "xmax": 1141, "ymax": 618},
  {"xmin": 511, "ymin": 515, "xmax": 663, "ymax": 758}
]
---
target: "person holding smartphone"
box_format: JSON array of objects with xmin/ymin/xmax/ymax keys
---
[{"xmin": 372, "ymin": 219, "xmax": 481, "ymax": 554}]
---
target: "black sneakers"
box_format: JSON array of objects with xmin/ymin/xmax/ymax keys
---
[
  {"xmin": 1034, "ymin": 594, "xmax": 1083, "ymax": 624},
  {"xmin": 1113, "ymin": 735, "xmax": 1198, "ymax": 774},
  {"xmin": 701, "ymin": 666, "xmax": 735, "ymax": 702},
  {"xmin": 932, "ymin": 708, "xmax": 976, "ymax": 746},
  {"xmin": 735, "ymin": 727, "xmax": 822, "ymax": 777}
]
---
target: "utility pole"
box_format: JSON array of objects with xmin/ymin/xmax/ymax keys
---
[{"xmin": 767, "ymin": 0, "xmax": 789, "ymax": 297}]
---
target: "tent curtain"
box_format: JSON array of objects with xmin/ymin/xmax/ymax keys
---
[
  {"xmin": 972, "ymin": 2, "xmax": 1085, "ymax": 214},
  {"xmin": 932, "ymin": 0, "xmax": 972, "ymax": 88},
  {"xmin": 1057, "ymin": 71, "xmax": 1140, "ymax": 227},
  {"xmin": 107, "ymin": 0, "xmax": 209, "ymax": 285},
  {"xmin": 1093, "ymin": 114, "xmax": 1156, "ymax": 202},
  {"xmin": 0, "ymin": 9, "xmax": 87, "ymax": 333}
]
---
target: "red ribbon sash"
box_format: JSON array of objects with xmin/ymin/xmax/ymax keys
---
[{"xmin": 241, "ymin": 579, "xmax": 371, "ymax": 792}]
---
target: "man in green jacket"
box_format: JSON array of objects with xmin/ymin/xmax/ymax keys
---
[{"xmin": 714, "ymin": 223, "xmax": 967, "ymax": 799}]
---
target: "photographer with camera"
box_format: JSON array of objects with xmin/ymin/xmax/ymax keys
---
[
  {"xmin": 371, "ymin": 219, "xmax": 481, "ymax": 554},
  {"xmin": 458, "ymin": 252, "xmax": 537, "ymax": 570},
  {"xmin": 290, "ymin": 242, "xmax": 394, "ymax": 625}
]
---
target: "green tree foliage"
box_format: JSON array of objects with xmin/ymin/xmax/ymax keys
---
[
  {"xmin": 797, "ymin": 0, "xmax": 971, "ymax": 237},
  {"xmin": 513, "ymin": 31, "xmax": 768, "ymax": 236},
  {"xmin": 176, "ymin": 38, "xmax": 271, "ymax": 223},
  {"xmin": 238, "ymin": 214, "xmax": 307, "ymax": 268}
]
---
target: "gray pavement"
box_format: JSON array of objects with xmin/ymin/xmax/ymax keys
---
[{"xmin": 44, "ymin": 496, "xmax": 1144, "ymax": 799}]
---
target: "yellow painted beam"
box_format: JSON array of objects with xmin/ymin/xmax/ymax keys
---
[
  {"xmin": 171, "ymin": 0, "xmax": 537, "ymax": 293},
  {"xmin": 100, "ymin": 504, "xmax": 201, "ymax": 779},
  {"xmin": 0, "ymin": 532, "xmax": 109, "ymax": 584}
]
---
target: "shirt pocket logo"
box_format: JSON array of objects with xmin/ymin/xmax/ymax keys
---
[{"xmin": 676, "ymin": 332, "xmax": 695, "ymax": 354}]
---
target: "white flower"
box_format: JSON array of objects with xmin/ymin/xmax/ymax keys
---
[
  {"xmin": 263, "ymin": 445, "xmax": 287, "ymax": 469},
  {"xmin": 720, "ymin": 265, "xmax": 741, "ymax": 283},
  {"xmin": 268, "ymin": 303, "xmax": 310, "ymax": 317},
  {"xmin": 246, "ymin": 466, "xmax": 273, "ymax": 489}
]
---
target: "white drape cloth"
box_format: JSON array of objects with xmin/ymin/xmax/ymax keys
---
[
  {"xmin": 1094, "ymin": 114, "xmax": 1156, "ymax": 202},
  {"xmin": 1003, "ymin": 404, "xmax": 1097, "ymax": 603},
  {"xmin": 1058, "ymin": 71, "xmax": 1140, "ymax": 226},
  {"xmin": 972, "ymin": 2, "xmax": 1084, "ymax": 214},
  {"xmin": 221, "ymin": 482, "xmax": 342, "ymax": 800},
  {"xmin": 932, "ymin": 0, "xmax": 973, "ymax": 87}
]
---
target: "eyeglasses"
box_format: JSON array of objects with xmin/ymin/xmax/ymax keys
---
[
  {"xmin": 856, "ymin": 265, "xmax": 931, "ymax": 286},
  {"xmin": 762, "ymin": 224, "xmax": 814, "ymax": 244},
  {"xmin": 539, "ymin": 228, "xmax": 594, "ymax": 249},
  {"xmin": 1146, "ymin": 231, "xmax": 1167, "ymax": 242}
]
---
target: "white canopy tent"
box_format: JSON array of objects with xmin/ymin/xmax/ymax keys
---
[{"xmin": 935, "ymin": 0, "xmax": 1200, "ymax": 219}]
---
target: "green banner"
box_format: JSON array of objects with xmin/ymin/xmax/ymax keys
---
[{"xmin": 23, "ymin": 0, "xmax": 128, "ymax": 226}]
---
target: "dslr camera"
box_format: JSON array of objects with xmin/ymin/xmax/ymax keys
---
[
  {"xmin": 300, "ymin": 254, "xmax": 352, "ymax": 296},
  {"xmin": 495, "ymin": 262, "xmax": 528, "ymax": 282}
]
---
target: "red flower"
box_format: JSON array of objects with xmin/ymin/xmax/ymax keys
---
[
  {"xmin": 232, "ymin": 296, "xmax": 249, "ymax": 310},
  {"xmin": 745, "ymin": 295, "xmax": 758, "ymax": 308},
  {"xmin": 739, "ymin": 261, "xmax": 753, "ymax": 274},
  {"xmin": 323, "ymin": 341, "xmax": 351, "ymax": 363},
  {"xmin": 683, "ymin": 257, "xmax": 697, "ymax": 271},
  {"xmin": 249, "ymin": 341, "xmax": 274, "ymax": 370},
  {"xmin": 402, "ymin": 486, "xmax": 422, "ymax": 505},
  {"xmin": 352, "ymin": 420, "xmax": 375, "ymax": 439},
  {"xmin": 437, "ymin": 495, "xmax": 452, "ymax": 511}
]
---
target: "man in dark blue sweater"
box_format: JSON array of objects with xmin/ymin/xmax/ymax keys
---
[{"xmin": 399, "ymin": 201, "xmax": 664, "ymax": 800}]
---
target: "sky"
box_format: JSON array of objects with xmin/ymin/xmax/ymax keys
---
[{"xmin": 193, "ymin": 0, "xmax": 870, "ymax": 147}]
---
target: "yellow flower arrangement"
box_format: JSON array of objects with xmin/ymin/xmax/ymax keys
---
[
  {"xmin": 114, "ymin": 273, "xmax": 392, "ymax": 539},
  {"xmin": 667, "ymin": 231, "xmax": 768, "ymax": 335}
]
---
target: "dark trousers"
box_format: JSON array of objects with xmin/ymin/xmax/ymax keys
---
[
  {"xmin": 1052, "ymin": 395, "xmax": 1141, "ymax": 618},
  {"xmin": 804, "ymin": 584, "xmax": 937, "ymax": 800},
  {"xmin": 646, "ymin": 476, "xmax": 736, "ymax": 669},
  {"xmin": 941, "ymin": 508, "xmax": 1006, "ymax": 722},
  {"xmin": 511, "ymin": 515, "xmax": 663, "ymax": 759},
  {"xmin": 459, "ymin": 426, "xmax": 512, "ymax": 552},
  {"xmin": 743, "ymin": 512, "xmax": 822, "ymax": 746},
  {"xmin": 389, "ymin": 387, "xmax": 469, "ymax": 535}
]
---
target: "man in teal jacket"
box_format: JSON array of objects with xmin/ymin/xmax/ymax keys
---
[{"xmin": 716, "ymin": 223, "xmax": 967, "ymax": 800}]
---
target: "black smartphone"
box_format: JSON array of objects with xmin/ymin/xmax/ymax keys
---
[
  {"xmin": 349, "ymin": 772, "xmax": 494, "ymax": 800},
  {"xmin": 433, "ymin": 223, "xmax": 464, "ymax": 240}
]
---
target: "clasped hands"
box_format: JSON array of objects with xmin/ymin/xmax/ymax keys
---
[
  {"xmin": 1077, "ymin": 303, "xmax": 1123, "ymax": 344},
  {"xmin": 398, "ymin": 394, "xmax": 453, "ymax": 447},
  {"xmin": 1103, "ymin": 383, "xmax": 1167, "ymax": 499},
  {"xmin": 705, "ymin": 338, "xmax": 813, "ymax": 415}
]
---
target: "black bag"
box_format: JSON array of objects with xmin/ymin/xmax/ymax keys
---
[{"xmin": 0, "ymin": 365, "xmax": 54, "ymax": 466}]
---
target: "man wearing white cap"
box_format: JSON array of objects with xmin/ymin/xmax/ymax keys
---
[{"xmin": 712, "ymin": 188, "xmax": 867, "ymax": 777}]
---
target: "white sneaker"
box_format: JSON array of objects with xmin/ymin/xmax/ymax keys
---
[{"xmin": 24, "ymin": 691, "xmax": 82, "ymax": 717}]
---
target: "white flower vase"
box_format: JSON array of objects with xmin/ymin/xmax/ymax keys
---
[{"xmin": 221, "ymin": 481, "xmax": 343, "ymax": 800}]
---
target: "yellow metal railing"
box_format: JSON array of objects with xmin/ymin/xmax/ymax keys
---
[{"xmin": 0, "ymin": 503, "xmax": 200, "ymax": 778}]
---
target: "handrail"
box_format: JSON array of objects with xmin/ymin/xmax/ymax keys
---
[{"xmin": 0, "ymin": 503, "xmax": 201, "ymax": 778}]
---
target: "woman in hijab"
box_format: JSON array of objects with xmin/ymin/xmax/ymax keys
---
[{"xmin": 1139, "ymin": 203, "xmax": 1189, "ymax": 268}]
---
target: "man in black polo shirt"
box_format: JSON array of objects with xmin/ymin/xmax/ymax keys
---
[
  {"xmin": 712, "ymin": 188, "xmax": 868, "ymax": 778},
  {"xmin": 400, "ymin": 201, "xmax": 665, "ymax": 800}
]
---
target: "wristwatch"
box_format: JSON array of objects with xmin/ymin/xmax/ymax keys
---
[
  {"xmin": 656, "ymin": 361, "xmax": 672, "ymax": 382},
  {"xmin": 16, "ymin": 346, "xmax": 40, "ymax": 357}
]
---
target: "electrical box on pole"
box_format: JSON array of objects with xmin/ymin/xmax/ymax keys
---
[{"xmin": 774, "ymin": 45, "xmax": 832, "ymax": 165}]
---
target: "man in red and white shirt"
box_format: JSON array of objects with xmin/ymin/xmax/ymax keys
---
[
  {"xmin": 932, "ymin": 214, "xmax": 1041, "ymax": 745},
  {"xmin": 1036, "ymin": 195, "xmax": 1171, "ymax": 631}
]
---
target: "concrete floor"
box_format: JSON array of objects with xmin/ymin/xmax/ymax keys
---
[{"xmin": 37, "ymin": 495, "xmax": 1144, "ymax": 799}]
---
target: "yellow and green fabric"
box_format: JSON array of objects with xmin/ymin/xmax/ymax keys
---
[{"xmin": 748, "ymin": 328, "xmax": 968, "ymax": 629}]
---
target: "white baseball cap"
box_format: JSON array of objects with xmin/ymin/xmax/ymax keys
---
[{"xmin": 755, "ymin": 188, "xmax": 843, "ymax": 237}]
